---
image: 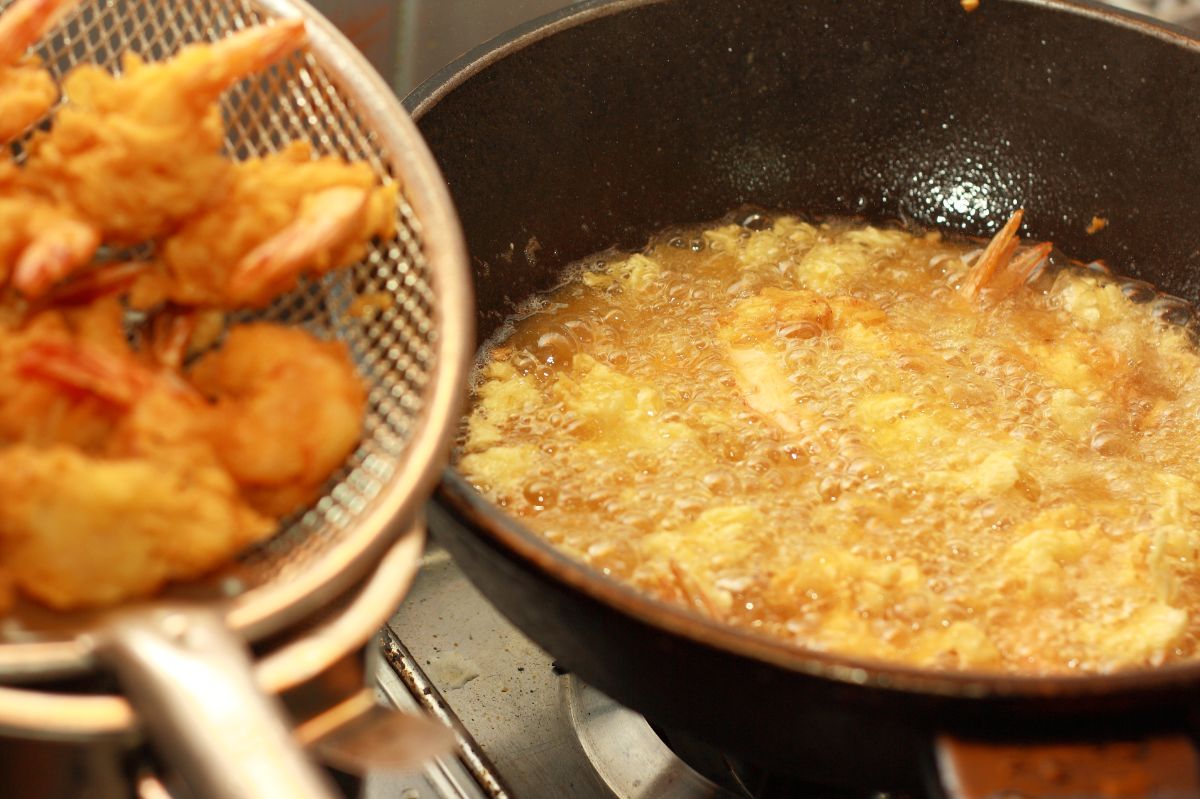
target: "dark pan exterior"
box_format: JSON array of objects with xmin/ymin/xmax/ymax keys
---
[{"xmin": 409, "ymin": 0, "xmax": 1200, "ymax": 789}]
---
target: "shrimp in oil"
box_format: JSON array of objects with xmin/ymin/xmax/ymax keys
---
[{"xmin": 958, "ymin": 209, "xmax": 1052, "ymax": 303}]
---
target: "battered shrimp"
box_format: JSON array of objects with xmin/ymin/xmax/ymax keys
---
[
  {"xmin": 22, "ymin": 20, "xmax": 307, "ymax": 243},
  {"xmin": 10, "ymin": 316, "xmax": 227, "ymax": 457},
  {"xmin": 0, "ymin": 333, "xmax": 273, "ymax": 609},
  {"xmin": 0, "ymin": 190, "xmax": 99, "ymax": 297},
  {"xmin": 0, "ymin": 141, "xmax": 99, "ymax": 301},
  {"xmin": 0, "ymin": 0, "xmax": 77, "ymax": 142},
  {"xmin": 0, "ymin": 0, "xmax": 99, "ymax": 297},
  {"xmin": 0, "ymin": 18, "xmax": 379, "ymax": 614},
  {"xmin": 0, "ymin": 280, "xmax": 212, "ymax": 454},
  {"xmin": 188, "ymin": 323, "xmax": 367, "ymax": 516},
  {"xmin": 132, "ymin": 141, "xmax": 396, "ymax": 309},
  {"xmin": 0, "ymin": 443, "xmax": 272, "ymax": 610},
  {"xmin": 12, "ymin": 318, "xmax": 366, "ymax": 519},
  {"xmin": 0, "ymin": 297, "xmax": 129, "ymax": 451}
]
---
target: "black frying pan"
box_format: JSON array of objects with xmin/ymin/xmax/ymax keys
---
[{"xmin": 407, "ymin": 0, "xmax": 1200, "ymax": 793}]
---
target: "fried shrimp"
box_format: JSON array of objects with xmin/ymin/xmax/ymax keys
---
[
  {"xmin": 0, "ymin": 444, "xmax": 272, "ymax": 610},
  {"xmin": 132, "ymin": 142, "xmax": 396, "ymax": 309},
  {"xmin": 22, "ymin": 20, "xmax": 307, "ymax": 243},
  {"xmin": 0, "ymin": 193, "xmax": 99, "ymax": 297},
  {"xmin": 12, "ymin": 324, "xmax": 232, "ymax": 464},
  {"xmin": 14, "ymin": 321, "xmax": 366, "ymax": 514},
  {"xmin": 0, "ymin": 334, "xmax": 273, "ymax": 609},
  {"xmin": 0, "ymin": 161, "xmax": 100, "ymax": 297},
  {"xmin": 0, "ymin": 0, "xmax": 78, "ymax": 142},
  {"xmin": 188, "ymin": 324, "xmax": 367, "ymax": 517},
  {"xmin": 0, "ymin": 20, "xmax": 377, "ymax": 613},
  {"xmin": 0, "ymin": 298, "xmax": 132, "ymax": 451}
]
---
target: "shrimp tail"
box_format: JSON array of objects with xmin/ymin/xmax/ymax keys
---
[
  {"xmin": 227, "ymin": 185, "xmax": 369, "ymax": 305},
  {"xmin": 178, "ymin": 19, "xmax": 307, "ymax": 99},
  {"xmin": 0, "ymin": 0, "xmax": 79, "ymax": 66},
  {"xmin": 17, "ymin": 339, "xmax": 154, "ymax": 406},
  {"xmin": 959, "ymin": 209, "xmax": 1024, "ymax": 300},
  {"xmin": 11, "ymin": 215, "xmax": 100, "ymax": 298},
  {"xmin": 44, "ymin": 260, "xmax": 150, "ymax": 306},
  {"xmin": 983, "ymin": 241, "xmax": 1053, "ymax": 301},
  {"xmin": 148, "ymin": 308, "xmax": 226, "ymax": 370}
]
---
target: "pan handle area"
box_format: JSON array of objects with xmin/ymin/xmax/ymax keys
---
[
  {"xmin": 933, "ymin": 733, "xmax": 1200, "ymax": 799},
  {"xmin": 101, "ymin": 606, "xmax": 337, "ymax": 799}
]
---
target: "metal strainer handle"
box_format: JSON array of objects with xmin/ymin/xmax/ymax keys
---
[
  {"xmin": 102, "ymin": 608, "xmax": 337, "ymax": 798},
  {"xmin": 0, "ymin": 0, "xmax": 473, "ymax": 790}
]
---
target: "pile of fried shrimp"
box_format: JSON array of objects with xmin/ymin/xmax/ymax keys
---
[{"xmin": 0, "ymin": 0, "xmax": 395, "ymax": 611}]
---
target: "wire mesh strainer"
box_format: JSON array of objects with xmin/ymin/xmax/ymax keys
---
[{"xmin": 0, "ymin": 0, "xmax": 472, "ymax": 794}]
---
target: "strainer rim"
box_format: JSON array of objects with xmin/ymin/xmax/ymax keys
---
[{"xmin": 0, "ymin": 0, "xmax": 473, "ymax": 678}]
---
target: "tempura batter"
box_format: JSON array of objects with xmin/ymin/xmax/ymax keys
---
[{"xmin": 460, "ymin": 212, "xmax": 1200, "ymax": 675}]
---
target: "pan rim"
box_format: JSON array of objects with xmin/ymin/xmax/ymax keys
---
[
  {"xmin": 0, "ymin": 522, "xmax": 426, "ymax": 739},
  {"xmin": 416, "ymin": 0, "xmax": 1200, "ymax": 702},
  {"xmin": 437, "ymin": 471, "xmax": 1200, "ymax": 700},
  {"xmin": 405, "ymin": 0, "xmax": 1200, "ymax": 122}
]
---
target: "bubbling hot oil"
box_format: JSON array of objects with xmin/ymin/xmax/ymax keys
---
[{"xmin": 458, "ymin": 212, "xmax": 1200, "ymax": 675}]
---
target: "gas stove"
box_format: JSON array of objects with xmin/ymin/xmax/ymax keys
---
[
  {"xmin": 359, "ymin": 3, "xmax": 1200, "ymax": 798},
  {"xmin": 365, "ymin": 544, "xmax": 905, "ymax": 799},
  {"xmin": 367, "ymin": 543, "xmax": 735, "ymax": 799}
]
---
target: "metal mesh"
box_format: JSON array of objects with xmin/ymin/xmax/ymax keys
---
[{"xmin": 3, "ymin": 0, "xmax": 452, "ymax": 600}]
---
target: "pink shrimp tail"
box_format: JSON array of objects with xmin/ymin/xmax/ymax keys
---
[
  {"xmin": 17, "ymin": 339, "xmax": 153, "ymax": 406},
  {"xmin": 12, "ymin": 217, "xmax": 100, "ymax": 298},
  {"xmin": 43, "ymin": 261, "xmax": 150, "ymax": 306}
]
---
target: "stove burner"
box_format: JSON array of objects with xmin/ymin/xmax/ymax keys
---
[
  {"xmin": 560, "ymin": 673, "xmax": 916, "ymax": 799},
  {"xmin": 378, "ymin": 545, "xmax": 930, "ymax": 799},
  {"xmin": 559, "ymin": 674, "xmax": 734, "ymax": 798}
]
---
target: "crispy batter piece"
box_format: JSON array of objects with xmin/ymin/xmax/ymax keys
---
[{"xmin": 0, "ymin": 0, "xmax": 79, "ymax": 142}]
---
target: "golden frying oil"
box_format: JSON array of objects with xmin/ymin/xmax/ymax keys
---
[{"xmin": 458, "ymin": 212, "xmax": 1200, "ymax": 675}]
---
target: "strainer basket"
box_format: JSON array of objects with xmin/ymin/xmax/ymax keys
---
[{"xmin": 0, "ymin": 0, "xmax": 472, "ymax": 795}]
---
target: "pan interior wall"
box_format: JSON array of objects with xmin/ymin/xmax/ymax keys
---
[{"xmin": 415, "ymin": 0, "xmax": 1200, "ymax": 343}]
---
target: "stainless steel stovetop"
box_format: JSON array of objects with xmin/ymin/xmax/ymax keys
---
[
  {"xmin": 365, "ymin": 544, "xmax": 739, "ymax": 799},
  {"xmin": 364, "ymin": 545, "xmax": 911, "ymax": 798}
]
